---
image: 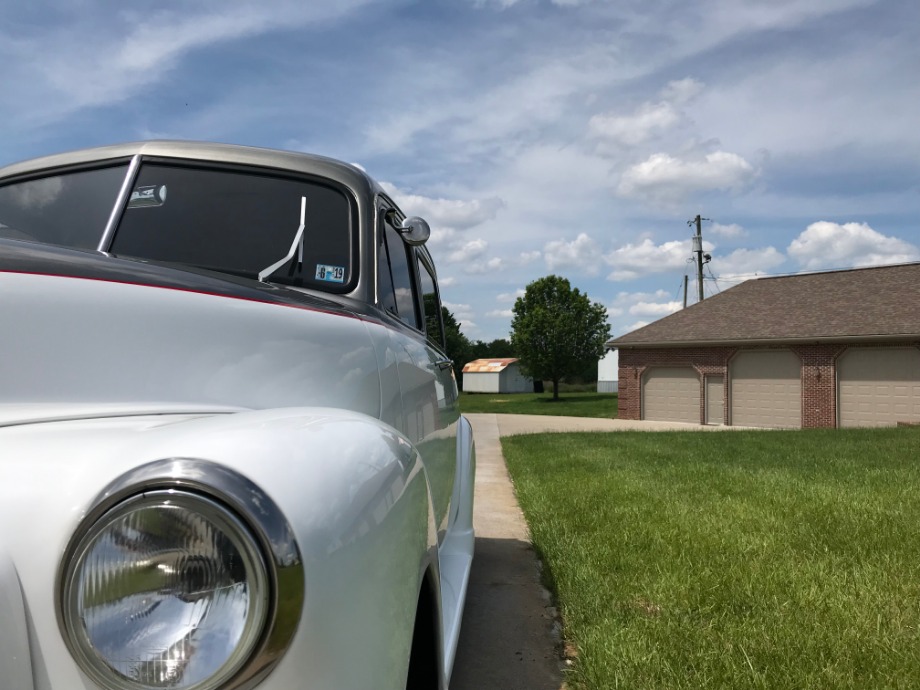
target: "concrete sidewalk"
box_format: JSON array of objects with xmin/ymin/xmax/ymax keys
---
[{"xmin": 450, "ymin": 413, "xmax": 732, "ymax": 689}]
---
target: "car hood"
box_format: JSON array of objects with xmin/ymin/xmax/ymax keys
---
[{"xmin": 0, "ymin": 240, "xmax": 384, "ymax": 418}]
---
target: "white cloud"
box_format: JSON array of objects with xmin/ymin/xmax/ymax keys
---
[
  {"xmin": 544, "ymin": 233, "xmax": 602, "ymax": 273},
  {"xmin": 709, "ymin": 222, "xmax": 746, "ymax": 239},
  {"xmin": 659, "ymin": 77, "xmax": 704, "ymax": 104},
  {"xmin": 714, "ymin": 246, "xmax": 786, "ymax": 285},
  {"xmin": 442, "ymin": 302, "xmax": 475, "ymax": 322},
  {"xmin": 518, "ymin": 250, "xmax": 541, "ymax": 264},
  {"xmin": 617, "ymin": 151, "xmax": 756, "ymax": 204},
  {"xmin": 446, "ymin": 239, "xmax": 488, "ymax": 263},
  {"xmin": 623, "ymin": 320, "xmax": 651, "ymax": 334},
  {"xmin": 788, "ymin": 221, "xmax": 920, "ymax": 270},
  {"xmin": 465, "ymin": 257, "xmax": 505, "ymax": 274},
  {"xmin": 589, "ymin": 101, "xmax": 681, "ymax": 148},
  {"xmin": 606, "ymin": 289, "xmax": 680, "ymax": 336},
  {"xmin": 497, "ymin": 289, "xmax": 526, "ymax": 302},
  {"xmin": 719, "ymin": 246, "xmax": 785, "ymax": 273},
  {"xmin": 629, "ymin": 301, "xmax": 682, "ymax": 316},
  {"xmin": 379, "ymin": 183, "xmax": 504, "ymax": 231},
  {"xmin": 10, "ymin": 2, "xmax": 374, "ymax": 117},
  {"xmin": 605, "ymin": 238, "xmax": 704, "ymax": 281},
  {"xmin": 486, "ymin": 308, "xmax": 514, "ymax": 318}
]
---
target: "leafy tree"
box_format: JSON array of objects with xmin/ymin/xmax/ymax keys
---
[
  {"xmin": 510, "ymin": 275, "xmax": 610, "ymax": 400},
  {"xmin": 440, "ymin": 305, "xmax": 473, "ymax": 389},
  {"xmin": 469, "ymin": 338, "xmax": 515, "ymax": 361}
]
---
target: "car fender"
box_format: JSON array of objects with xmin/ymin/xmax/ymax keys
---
[{"xmin": 0, "ymin": 406, "xmax": 443, "ymax": 690}]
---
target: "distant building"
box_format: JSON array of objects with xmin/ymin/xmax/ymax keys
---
[
  {"xmin": 462, "ymin": 358, "xmax": 533, "ymax": 393},
  {"xmin": 597, "ymin": 348, "xmax": 619, "ymax": 393},
  {"xmin": 608, "ymin": 263, "xmax": 920, "ymax": 428}
]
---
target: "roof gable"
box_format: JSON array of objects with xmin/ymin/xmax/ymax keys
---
[{"xmin": 610, "ymin": 262, "xmax": 920, "ymax": 347}]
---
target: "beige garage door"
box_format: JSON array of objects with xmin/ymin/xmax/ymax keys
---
[
  {"xmin": 731, "ymin": 350, "xmax": 801, "ymax": 428},
  {"xmin": 642, "ymin": 367, "xmax": 700, "ymax": 423},
  {"xmin": 838, "ymin": 348, "xmax": 920, "ymax": 427}
]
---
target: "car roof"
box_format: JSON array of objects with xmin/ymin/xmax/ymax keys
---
[{"xmin": 0, "ymin": 140, "xmax": 381, "ymax": 199}]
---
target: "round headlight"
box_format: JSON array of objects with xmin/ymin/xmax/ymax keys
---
[{"xmin": 61, "ymin": 490, "xmax": 269, "ymax": 690}]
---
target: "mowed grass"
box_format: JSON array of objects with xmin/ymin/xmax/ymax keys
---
[
  {"xmin": 502, "ymin": 428, "xmax": 920, "ymax": 689},
  {"xmin": 459, "ymin": 391, "xmax": 617, "ymax": 418}
]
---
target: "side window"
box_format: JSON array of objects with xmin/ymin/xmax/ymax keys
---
[
  {"xmin": 417, "ymin": 255, "xmax": 446, "ymax": 351},
  {"xmin": 378, "ymin": 212, "xmax": 420, "ymax": 329},
  {"xmin": 377, "ymin": 223, "xmax": 399, "ymax": 317}
]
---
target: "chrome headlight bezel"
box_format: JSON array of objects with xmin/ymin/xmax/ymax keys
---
[{"xmin": 56, "ymin": 458, "xmax": 304, "ymax": 690}]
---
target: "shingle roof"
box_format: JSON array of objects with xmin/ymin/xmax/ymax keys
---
[
  {"xmin": 610, "ymin": 262, "xmax": 920, "ymax": 348},
  {"xmin": 462, "ymin": 358, "xmax": 520, "ymax": 373}
]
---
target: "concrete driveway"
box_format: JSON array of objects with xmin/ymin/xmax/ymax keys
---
[{"xmin": 450, "ymin": 414, "xmax": 731, "ymax": 689}]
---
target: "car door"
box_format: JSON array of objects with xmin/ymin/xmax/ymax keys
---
[{"xmin": 376, "ymin": 204, "xmax": 459, "ymax": 541}]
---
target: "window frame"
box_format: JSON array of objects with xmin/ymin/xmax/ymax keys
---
[{"xmin": 109, "ymin": 157, "xmax": 362, "ymax": 294}]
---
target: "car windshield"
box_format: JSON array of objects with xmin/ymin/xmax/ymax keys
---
[
  {"xmin": 0, "ymin": 161, "xmax": 356, "ymax": 291},
  {"xmin": 0, "ymin": 164, "xmax": 130, "ymax": 250}
]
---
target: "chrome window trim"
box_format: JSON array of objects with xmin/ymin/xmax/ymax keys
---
[
  {"xmin": 98, "ymin": 154, "xmax": 142, "ymax": 252},
  {"xmin": 55, "ymin": 458, "xmax": 305, "ymax": 690}
]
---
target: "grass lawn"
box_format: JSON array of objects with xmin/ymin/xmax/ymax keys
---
[
  {"xmin": 503, "ymin": 428, "xmax": 920, "ymax": 689},
  {"xmin": 459, "ymin": 390, "xmax": 618, "ymax": 418}
]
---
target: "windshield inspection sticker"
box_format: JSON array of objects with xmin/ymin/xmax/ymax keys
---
[
  {"xmin": 315, "ymin": 264, "xmax": 345, "ymax": 283},
  {"xmin": 128, "ymin": 185, "xmax": 167, "ymax": 208}
]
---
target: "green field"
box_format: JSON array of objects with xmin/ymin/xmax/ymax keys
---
[
  {"xmin": 459, "ymin": 390, "xmax": 617, "ymax": 418},
  {"xmin": 503, "ymin": 427, "xmax": 920, "ymax": 689}
]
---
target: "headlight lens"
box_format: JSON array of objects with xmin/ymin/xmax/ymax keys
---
[{"xmin": 61, "ymin": 490, "xmax": 269, "ymax": 690}]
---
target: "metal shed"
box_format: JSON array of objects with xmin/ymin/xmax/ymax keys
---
[{"xmin": 462, "ymin": 358, "xmax": 533, "ymax": 393}]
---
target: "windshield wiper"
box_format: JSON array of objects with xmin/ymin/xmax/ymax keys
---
[{"xmin": 258, "ymin": 196, "xmax": 306, "ymax": 282}]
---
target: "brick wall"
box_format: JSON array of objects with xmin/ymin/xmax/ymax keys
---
[
  {"xmin": 789, "ymin": 344, "xmax": 846, "ymax": 428},
  {"xmin": 617, "ymin": 342, "xmax": 919, "ymax": 428},
  {"xmin": 618, "ymin": 347, "xmax": 736, "ymax": 423}
]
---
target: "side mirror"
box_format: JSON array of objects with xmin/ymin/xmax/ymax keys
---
[{"xmin": 398, "ymin": 216, "xmax": 431, "ymax": 246}]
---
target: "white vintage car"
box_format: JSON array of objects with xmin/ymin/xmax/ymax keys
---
[{"xmin": 0, "ymin": 141, "xmax": 475, "ymax": 690}]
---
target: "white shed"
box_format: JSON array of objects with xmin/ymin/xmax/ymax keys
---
[
  {"xmin": 597, "ymin": 349, "xmax": 619, "ymax": 393},
  {"xmin": 462, "ymin": 358, "xmax": 533, "ymax": 393}
]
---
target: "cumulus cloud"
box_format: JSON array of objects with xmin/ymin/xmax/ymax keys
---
[
  {"xmin": 709, "ymin": 222, "xmax": 746, "ymax": 239},
  {"xmin": 605, "ymin": 238, "xmax": 704, "ymax": 281},
  {"xmin": 443, "ymin": 301, "xmax": 477, "ymax": 334},
  {"xmin": 543, "ymin": 233, "xmax": 602, "ymax": 273},
  {"xmin": 518, "ymin": 250, "xmax": 541, "ymax": 264},
  {"xmin": 589, "ymin": 102, "xmax": 681, "ymax": 148},
  {"xmin": 497, "ymin": 289, "xmax": 526, "ymax": 302},
  {"xmin": 720, "ymin": 246, "xmax": 785, "ymax": 273},
  {"xmin": 617, "ymin": 151, "xmax": 756, "ymax": 204},
  {"xmin": 659, "ymin": 77, "xmax": 704, "ymax": 104},
  {"xmin": 788, "ymin": 221, "xmax": 920, "ymax": 270},
  {"xmin": 465, "ymin": 257, "xmax": 505, "ymax": 274},
  {"xmin": 606, "ymin": 289, "xmax": 681, "ymax": 335},
  {"xmin": 714, "ymin": 246, "xmax": 786, "ymax": 285},
  {"xmin": 629, "ymin": 300, "xmax": 683, "ymax": 316},
  {"xmin": 379, "ymin": 182, "xmax": 504, "ymax": 231},
  {"xmin": 486, "ymin": 308, "xmax": 514, "ymax": 317},
  {"xmin": 623, "ymin": 320, "xmax": 651, "ymax": 334},
  {"xmin": 446, "ymin": 238, "xmax": 489, "ymax": 263}
]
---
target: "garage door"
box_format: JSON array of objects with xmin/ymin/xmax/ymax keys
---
[
  {"xmin": 838, "ymin": 348, "xmax": 920, "ymax": 427},
  {"xmin": 642, "ymin": 367, "xmax": 699, "ymax": 423},
  {"xmin": 731, "ymin": 350, "xmax": 801, "ymax": 428}
]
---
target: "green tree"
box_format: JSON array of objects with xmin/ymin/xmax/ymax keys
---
[
  {"xmin": 510, "ymin": 275, "xmax": 610, "ymax": 400},
  {"xmin": 469, "ymin": 338, "xmax": 515, "ymax": 361},
  {"xmin": 440, "ymin": 305, "xmax": 473, "ymax": 389}
]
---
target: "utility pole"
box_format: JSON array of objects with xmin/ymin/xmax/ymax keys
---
[
  {"xmin": 683, "ymin": 275, "xmax": 688, "ymax": 309},
  {"xmin": 688, "ymin": 214, "xmax": 710, "ymax": 303}
]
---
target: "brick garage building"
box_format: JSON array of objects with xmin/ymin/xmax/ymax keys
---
[{"xmin": 609, "ymin": 263, "xmax": 920, "ymax": 428}]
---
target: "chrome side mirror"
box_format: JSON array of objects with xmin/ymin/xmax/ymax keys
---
[{"xmin": 398, "ymin": 217, "xmax": 431, "ymax": 246}]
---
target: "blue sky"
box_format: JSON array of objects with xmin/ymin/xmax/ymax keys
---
[{"xmin": 2, "ymin": 0, "xmax": 919, "ymax": 342}]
